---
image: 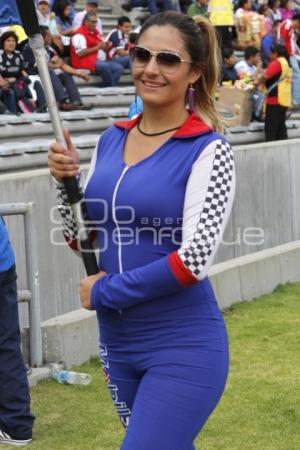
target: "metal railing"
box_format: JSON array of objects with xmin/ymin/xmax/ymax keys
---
[{"xmin": 0, "ymin": 202, "xmax": 42, "ymax": 367}]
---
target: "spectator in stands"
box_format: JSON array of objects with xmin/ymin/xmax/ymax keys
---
[
  {"xmin": 187, "ymin": 0, "xmax": 209, "ymax": 18},
  {"xmin": 0, "ymin": 218, "xmax": 35, "ymax": 447},
  {"xmin": 122, "ymin": 0, "xmax": 180, "ymax": 15},
  {"xmin": 278, "ymin": 13, "xmax": 300, "ymax": 103},
  {"xmin": 0, "ymin": 31, "xmax": 45, "ymax": 113},
  {"xmin": 179, "ymin": 0, "xmax": 193, "ymax": 13},
  {"xmin": 73, "ymin": 0, "xmax": 103, "ymax": 35},
  {"xmin": 235, "ymin": 0, "xmax": 265, "ymax": 49},
  {"xmin": 71, "ymin": 12, "xmax": 124, "ymax": 87},
  {"xmin": 279, "ymin": 0, "xmax": 296, "ymax": 19},
  {"xmin": 36, "ymin": 0, "xmax": 64, "ymax": 55},
  {"xmin": 221, "ymin": 47, "xmax": 239, "ymax": 82},
  {"xmin": 267, "ymin": 0, "xmax": 282, "ymax": 23},
  {"xmin": 209, "ymin": 0, "xmax": 235, "ymax": 49},
  {"xmin": 105, "ymin": 16, "xmax": 132, "ymax": 69},
  {"xmin": 258, "ymin": 4, "xmax": 273, "ymax": 34},
  {"xmin": 261, "ymin": 19, "xmax": 280, "ymax": 65},
  {"xmin": 23, "ymin": 26, "xmax": 90, "ymax": 111},
  {"xmin": 253, "ymin": 43, "xmax": 291, "ymax": 140},
  {"xmin": 55, "ymin": 0, "xmax": 77, "ymax": 56},
  {"xmin": 235, "ymin": 45, "xmax": 262, "ymax": 77},
  {"xmin": 52, "ymin": 0, "xmax": 75, "ymax": 20}
]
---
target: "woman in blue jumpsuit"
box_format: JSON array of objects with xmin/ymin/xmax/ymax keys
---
[{"xmin": 49, "ymin": 12, "xmax": 236, "ymax": 450}]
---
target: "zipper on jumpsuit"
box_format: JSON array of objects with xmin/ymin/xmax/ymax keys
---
[{"xmin": 111, "ymin": 165, "xmax": 129, "ymax": 315}]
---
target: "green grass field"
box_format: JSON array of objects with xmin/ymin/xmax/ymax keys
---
[{"xmin": 2, "ymin": 283, "xmax": 300, "ymax": 450}]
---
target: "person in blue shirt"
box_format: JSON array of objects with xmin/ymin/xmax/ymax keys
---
[
  {"xmin": 105, "ymin": 16, "xmax": 132, "ymax": 69},
  {"xmin": 0, "ymin": 217, "xmax": 35, "ymax": 446},
  {"xmin": 49, "ymin": 11, "xmax": 235, "ymax": 450},
  {"xmin": 261, "ymin": 19, "xmax": 281, "ymax": 67},
  {"xmin": 221, "ymin": 47, "xmax": 239, "ymax": 83}
]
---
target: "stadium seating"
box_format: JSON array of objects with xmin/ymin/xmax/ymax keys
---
[{"xmin": 1, "ymin": 0, "xmax": 299, "ymax": 175}]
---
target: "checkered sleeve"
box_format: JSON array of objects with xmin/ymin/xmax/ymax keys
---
[{"xmin": 169, "ymin": 139, "xmax": 235, "ymax": 285}]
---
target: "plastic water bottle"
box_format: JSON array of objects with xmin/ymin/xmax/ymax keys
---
[{"xmin": 51, "ymin": 364, "xmax": 92, "ymax": 385}]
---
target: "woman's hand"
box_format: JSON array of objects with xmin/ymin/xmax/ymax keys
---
[
  {"xmin": 79, "ymin": 272, "xmax": 107, "ymax": 310},
  {"xmin": 48, "ymin": 129, "xmax": 79, "ymax": 183}
]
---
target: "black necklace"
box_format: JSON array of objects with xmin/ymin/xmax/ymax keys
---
[{"xmin": 137, "ymin": 121, "xmax": 183, "ymax": 137}]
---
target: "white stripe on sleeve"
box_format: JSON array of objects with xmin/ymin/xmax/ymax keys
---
[{"xmin": 178, "ymin": 139, "xmax": 235, "ymax": 280}]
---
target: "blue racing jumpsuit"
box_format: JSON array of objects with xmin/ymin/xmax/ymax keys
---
[{"xmin": 56, "ymin": 113, "xmax": 236, "ymax": 450}]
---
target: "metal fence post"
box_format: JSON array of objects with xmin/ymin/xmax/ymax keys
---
[
  {"xmin": 0, "ymin": 202, "xmax": 43, "ymax": 367},
  {"xmin": 24, "ymin": 202, "xmax": 43, "ymax": 367}
]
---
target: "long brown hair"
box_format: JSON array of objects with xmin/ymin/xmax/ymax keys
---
[{"xmin": 137, "ymin": 12, "xmax": 223, "ymax": 132}]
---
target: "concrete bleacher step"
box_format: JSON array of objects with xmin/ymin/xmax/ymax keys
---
[
  {"xmin": 225, "ymin": 119, "xmax": 300, "ymax": 145},
  {"xmin": 3, "ymin": 116, "xmax": 300, "ymax": 172},
  {"xmin": 76, "ymin": 72, "xmax": 132, "ymax": 87},
  {"xmin": 0, "ymin": 135, "xmax": 98, "ymax": 172},
  {"xmin": 0, "ymin": 107, "xmax": 129, "ymax": 143},
  {"xmin": 79, "ymin": 86, "xmax": 135, "ymax": 106}
]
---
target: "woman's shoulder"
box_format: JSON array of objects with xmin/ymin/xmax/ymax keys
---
[{"xmin": 96, "ymin": 124, "xmax": 126, "ymax": 149}]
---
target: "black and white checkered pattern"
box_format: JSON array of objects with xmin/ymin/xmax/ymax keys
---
[
  {"xmin": 56, "ymin": 182, "xmax": 83, "ymax": 242},
  {"xmin": 178, "ymin": 140, "xmax": 234, "ymax": 278}
]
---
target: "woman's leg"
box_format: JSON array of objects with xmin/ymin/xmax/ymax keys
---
[
  {"xmin": 265, "ymin": 104, "xmax": 279, "ymax": 141},
  {"xmin": 99, "ymin": 344, "xmax": 140, "ymax": 430},
  {"xmin": 121, "ymin": 349, "xmax": 229, "ymax": 450},
  {"xmin": 276, "ymin": 106, "xmax": 288, "ymax": 140}
]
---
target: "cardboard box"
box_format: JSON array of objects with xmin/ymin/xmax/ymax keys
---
[{"xmin": 218, "ymin": 86, "xmax": 253, "ymax": 127}]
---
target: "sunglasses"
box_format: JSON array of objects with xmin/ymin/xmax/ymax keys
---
[{"xmin": 129, "ymin": 46, "xmax": 194, "ymax": 74}]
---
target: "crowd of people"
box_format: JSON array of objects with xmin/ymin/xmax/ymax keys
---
[
  {"xmin": 0, "ymin": 0, "xmax": 299, "ymax": 141},
  {"xmin": 0, "ymin": 0, "xmax": 133, "ymax": 114}
]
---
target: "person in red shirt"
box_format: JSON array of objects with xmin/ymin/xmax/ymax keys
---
[
  {"xmin": 71, "ymin": 12, "xmax": 124, "ymax": 86},
  {"xmin": 254, "ymin": 43, "xmax": 292, "ymax": 141},
  {"xmin": 278, "ymin": 14, "xmax": 300, "ymax": 104}
]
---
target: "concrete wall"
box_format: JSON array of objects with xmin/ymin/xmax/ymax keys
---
[
  {"xmin": 1, "ymin": 138, "xmax": 299, "ymax": 326},
  {"xmin": 23, "ymin": 240, "xmax": 300, "ymax": 369}
]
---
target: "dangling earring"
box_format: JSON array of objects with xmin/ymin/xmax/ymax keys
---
[{"xmin": 188, "ymin": 84, "xmax": 195, "ymax": 112}]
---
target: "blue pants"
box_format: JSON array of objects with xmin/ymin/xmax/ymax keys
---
[
  {"xmin": 0, "ymin": 265, "xmax": 35, "ymax": 439},
  {"xmin": 1, "ymin": 88, "xmax": 18, "ymax": 114},
  {"xmin": 113, "ymin": 55, "xmax": 132, "ymax": 70},
  {"xmin": 100, "ymin": 305, "xmax": 228, "ymax": 450},
  {"xmin": 95, "ymin": 60, "xmax": 124, "ymax": 87},
  {"xmin": 49, "ymin": 70, "xmax": 81, "ymax": 104}
]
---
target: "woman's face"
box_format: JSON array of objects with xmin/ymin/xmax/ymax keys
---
[
  {"xmin": 132, "ymin": 25, "xmax": 201, "ymax": 111},
  {"xmin": 63, "ymin": 5, "xmax": 71, "ymax": 17},
  {"xmin": 3, "ymin": 36, "xmax": 17, "ymax": 53}
]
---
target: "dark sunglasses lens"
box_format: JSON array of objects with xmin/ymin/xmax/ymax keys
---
[
  {"xmin": 157, "ymin": 52, "xmax": 181, "ymax": 66},
  {"xmin": 131, "ymin": 47, "xmax": 151, "ymax": 65}
]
